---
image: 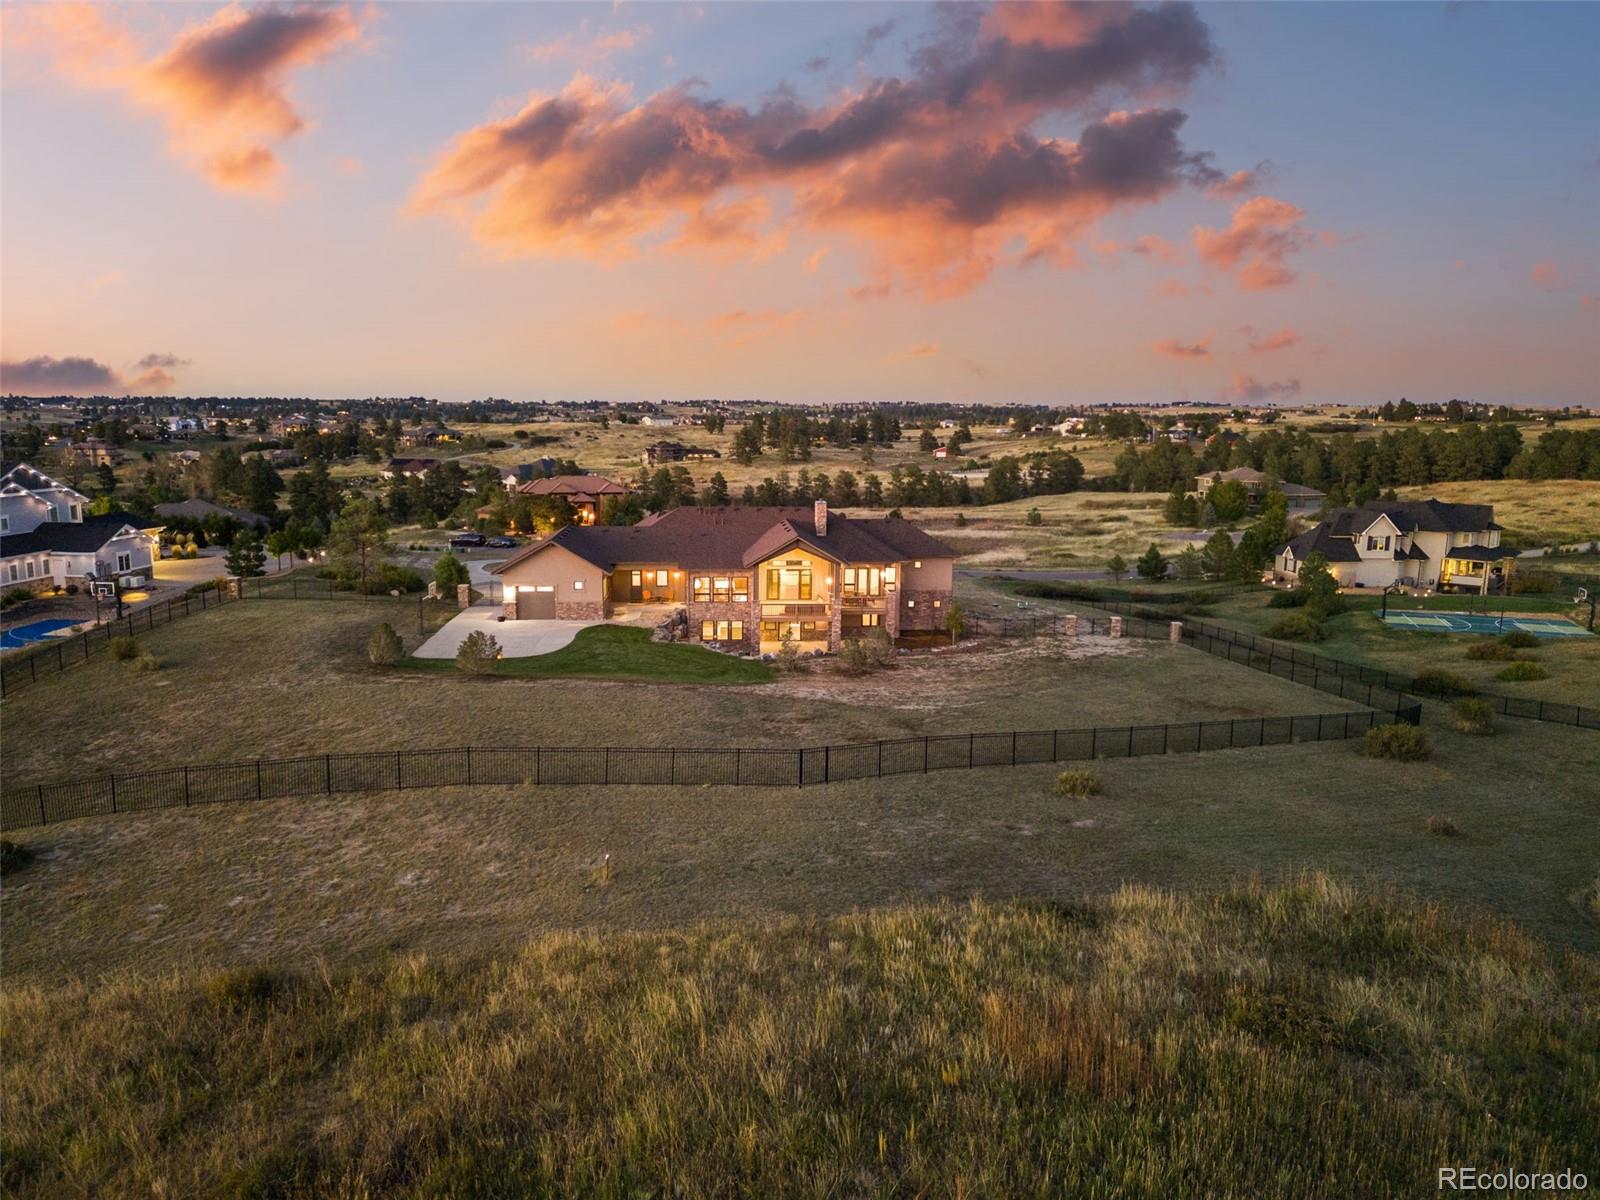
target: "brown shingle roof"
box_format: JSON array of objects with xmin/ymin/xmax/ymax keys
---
[
  {"xmin": 516, "ymin": 474, "xmax": 630, "ymax": 499},
  {"xmin": 490, "ymin": 506, "xmax": 953, "ymax": 575}
]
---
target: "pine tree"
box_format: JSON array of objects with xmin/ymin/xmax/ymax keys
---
[{"xmin": 224, "ymin": 530, "xmax": 267, "ymax": 578}]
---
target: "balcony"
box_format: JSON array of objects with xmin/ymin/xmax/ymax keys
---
[
  {"xmin": 840, "ymin": 593, "xmax": 887, "ymax": 608},
  {"xmin": 761, "ymin": 601, "xmax": 829, "ymax": 619}
]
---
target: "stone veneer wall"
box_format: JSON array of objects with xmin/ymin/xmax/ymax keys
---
[
  {"xmin": 556, "ymin": 600, "xmax": 606, "ymax": 621},
  {"xmin": 687, "ymin": 596, "xmax": 760, "ymax": 653},
  {"xmin": 899, "ymin": 588, "xmax": 952, "ymax": 632}
]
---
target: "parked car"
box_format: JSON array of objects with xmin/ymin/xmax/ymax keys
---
[
  {"xmin": 448, "ymin": 532, "xmax": 487, "ymax": 548},
  {"xmin": 486, "ymin": 536, "xmax": 518, "ymax": 548}
]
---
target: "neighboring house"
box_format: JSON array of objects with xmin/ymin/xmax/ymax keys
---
[
  {"xmin": 933, "ymin": 446, "xmax": 949, "ymax": 460},
  {"xmin": 1274, "ymin": 499, "xmax": 1508, "ymax": 593},
  {"xmin": 61, "ymin": 438, "xmax": 122, "ymax": 467},
  {"xmin": 513, "ymin": 475, "xmax": 630, "ymax": 525},
  {"xmin": 399, "ymin": 425, "xmax": 461, "ymax": 447},
  {"xmin": 491, "ymin": 500, "xmax": 955, "ymax": 655},
  {"xmin": 153, "ymin": 498, "xmax": 271, "ymax": 530},
  {"xmin": 0, "ymin": 464, "xmax": 162, "ymax": 588},
  {"xmin": 642, "ymin": 441, "xmax": 721, "ymax": 465},
  {"xmin": 1195, "ymin": 467, "xmax": 1325, "ymax": 513},
  {"xmin": 382, "ymin": 457, "xmax": 442, "ymax": 479},
  {"xmin": 638, "ymin": 414, "xmax": 680, "ymax": 427}
]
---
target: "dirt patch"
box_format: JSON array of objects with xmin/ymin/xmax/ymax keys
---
[{"xmin": 767, "ymin": 633, "xmax": 1143, "ymax": 710}]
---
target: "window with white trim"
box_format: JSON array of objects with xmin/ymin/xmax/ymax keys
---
[
  {"xmin": 116, "ymin": 552, "xmax": 132, "ymax": 572},
  {"xmin": 25, "ymin": 559, "xmax": 36, "ymax": 578}
]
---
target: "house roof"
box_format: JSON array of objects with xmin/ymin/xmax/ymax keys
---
[
  {"xmin": 386, "ymin": 457, "xmax": 441, "ymax": 472},
  {"xmin": 1, "ymin": 512, "xmax": 159, "ymax": 558},
  {"xmin": 0, "ymin": 463, "xmax": 88, "ymax": 499},
  {"xmin": 1441, "ymin": 544, "xmax": 1505, "ymax": 562},
  {"xmin": 490, "ymin": 506, "xmax": 953, "ymax": 575},
  {"xmin": 516, "ymin": 474, "xmax": 630, "ymax": 498},
  {"xmin": 1280, "ymin": 498, "xmax": 1500, "ymax": 560},
  {"xmin": 1281, "ymin": 524, "xmax": 1362, "ymax": 563}
]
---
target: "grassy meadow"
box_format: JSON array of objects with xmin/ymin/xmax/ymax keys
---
[
  {"xmin": 1395, "ymin": 479, "xmax": 1600, "ymax": 546},
  {"xmin": 0, "ymin": 593, "xmax": 1355, "ymax": 784},
  {"xmin": 3, "ymin": 875, "xmax": 1595, "ymax": 1198}
]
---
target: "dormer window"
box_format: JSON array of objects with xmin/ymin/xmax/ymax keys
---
[{"xmin": 1366, "ymin": 535, "xmax": 1390, "ymax": 552}]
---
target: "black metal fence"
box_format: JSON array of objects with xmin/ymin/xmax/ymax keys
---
[
  {"xmin": 2, "ymin": 700, "xmax": 1420, "ymax": 830},
  {"xmin": 1181, "ymin": 618, "xmax": 1597, "ymax": 730}
]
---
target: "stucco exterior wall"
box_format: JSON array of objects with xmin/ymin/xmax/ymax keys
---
[
  {"xmin": 900, "ymin": 557, "xmax": 955, "ymax": 592},
  {"xmin": 498, "ymin": 544, "xmax": 608, "ymax": 613}
]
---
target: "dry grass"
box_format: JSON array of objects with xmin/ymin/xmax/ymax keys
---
[
  {"xmin": 0, "ymin": 595, "xmax": 1352, "ymax": 783},
  {"xmin": 3, "ymin": 874, "xmax": 1594, "ymax": 1198}
]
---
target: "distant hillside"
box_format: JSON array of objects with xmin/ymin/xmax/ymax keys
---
[{"xmin": 4, "ymin": 874, "xmax": 1595, "ymax": 1198}]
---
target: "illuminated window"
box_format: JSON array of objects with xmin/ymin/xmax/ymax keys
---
[
  {"xmin": 842, "ymin": 567, "xmax": 883, "ymax": 597},
  {"xmin": 913, "ymin": 560, "xmax": 922, "ymax": 568},
  {"xmin": 573, "ymin": 580, "xmax": 584, "ymax": 590},
  {"xmin": 692, "ymin": 576, "xmax": 711, "ymax": 601},
  {"xmin": 655, "ymin": 569, "xmax": 668, "ymax": 587},
  {"xmin": 701, "ymin": 619, "xmax": 744, "ymax": 641},
  {"xmin": 933, "ymin": 599, "xmax": 942, "ymax": 608},
  {"xmin": 860, "ymin": 613, "xmax": 881, "ymax": 627},
  {"xmin": 765, "ymin": 566, "xmax": 812, "ymax": 600},
  {"xmin": 733, "ymin": 576, "xmax": 749, "ymax": 602},
  {"xmin": 906, "ymin": 599, "xmax": 915, "ymax": 607}
]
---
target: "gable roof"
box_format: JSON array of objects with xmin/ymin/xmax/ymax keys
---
[
  {"xmin": 1, "ymin": 512, "xmax": 159, "ymax": 558},
  {"xmin": 1321, "ymin": 499, "xmax": 1500, "ymax": 536},
  {"xmin": 0, "ymin": 463, "xmax": 89, "ymax": 500},
  {"xmin": 516, "ymin": 474, "xmax": 630, "ymax": 498},
  {"xmin": 491, "ymin": 506, "xmax": 954, "ymax": 575}
]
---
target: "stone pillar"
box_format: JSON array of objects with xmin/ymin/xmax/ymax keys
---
[
  {"xmin": 457, "ymin": 583, "xmax": 471, "ymax": 610},
  {"xmin": 224, "ymin": 575, "xmax": 241, "ymax": 600},
  {"xmin": 427, "ymin": 581, "xmax": 440, "ymax": 600},
  {"xmin": 1110, "ymin": 616, "xmax": 1124, "ymax": 639},
  {"xmin": 1065, "ymin": 614, "xmax": 1078, "ymax": 638},
  {"xmin": 1169, "ymin": 620, "xmax": 1183, "ymax": 643},
  {"xmin": 502, "ymin": 599, "xmax": 517, "ymax": 621}
]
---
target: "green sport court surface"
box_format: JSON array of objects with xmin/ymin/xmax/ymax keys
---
[{"xmin": 1380, "ymin": 612, "xmax": 1592, "ymax": 637}]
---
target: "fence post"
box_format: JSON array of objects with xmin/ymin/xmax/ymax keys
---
[
  {"xmin": 605, "ymin": 748, "xmax": 611, "ymax": 785},
  {"xmin": 824, "ymin": 744, "xmax": 830, "ymax": 783},
  {"xmin": 923, "ymin": 736, "xmax": 929, "ymax": 772},
  {"xmin": 796, "ymin": 749, "xmax": 803, "ymax": 787},
  {"xmin": 183, "ymin": 766, "xmax": 191, "ymax": 807},
  {"xmin": 1011, "ymin": 731, "xmax": 1017, "ymax": 765},
  {"xmin": 1090, "ymin": 727, "xmax": 1098, "ymax": 758},
  {"xmin": 325, "ymin": 755, "xmax": 332, "ymax": 793},
  {"xmin": 110, "ymin": 774, "xmax": 118, "ymax": 814},
  {"xmin": 466, "ymin": 746, "xmax": 474, "ymax": 786},
  {"xmin": 37, "ymin": 784, "xmax": 46, "ymax": 826},
  {"xmin": 1162, "ymin": 723, "xmax": 1169, "ymax": 754},
  {"xmin": 396, "ymin": 751, "xmax": 403, "ymax": 789},
  {"xmin": 670, "ymin": 746, "xmax": 677, "ymax": 785},
  {"xmin": 256, "ymin": 761, "xmax": 263, "ymax": 800},
  {"xmin": 536, "ymin": 746, "xmax": 543, "ymax": 786}
]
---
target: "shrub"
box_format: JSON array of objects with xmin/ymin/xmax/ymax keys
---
[
  {"xmin": 128, "ymin": 652, "xmax": 161, "ymax": 672},
  {"xmin": 368, "ymin": 623, "xmax": 404, "ymax": 667},
  {"xmin": 0, "ymin": 838, "xmax": 36, "ymax": 873},
  {"xmin": 1496, "ymin": 661, "xmax": 1548, "ymax": 682},
  {"xmin": 1, "ymin": 586, "xmax": 34, "ymax": 608},
  {"xmin": 1266, "ymin": 612, "xmax": 1324, "ymax": 641},
  {"xmin": 1508, "ymin": 572, "xmax": 1556, "ymax": 595},
  {"xmin": 774, "ymin": 629, "xmax": 803, "ymax": 673},
  {"xmin": 1364, "ymin": 722, "xmax": 1433, "ymax": 761},
  {"xmin": 835, "ymin": 638, "xmax": 872, "ymax": 675},
  {"xmin": 1464, "ymin": 640, "xmax": 1520, "ymax": 661},
  {"xmin": 1409, "ymin": 669, "xmax": 1476, "ymax": 698},
  {"xmin": 1024, "ymin": 507, "xmax": 1043, "ymax": 527},
  {"xmin": 1424, "ymin": 815, "xmax": 1459, "ymax": 837},
  {"xmin": 205, "ymin": 966, "xmax": 287, "ymax": 1011},
  {"xmin": 64, "ymin": 583, "xmax": 79, "ymax": 596},
  {"xmin": 1450, "ymin": 698, "xmax": 1495, "ymax": 736},
  {"xmin": 1499, "ymin": 630, "xmax": 1539, "ymax": 649},
  {"xmin": 455, "ymin": 630, "xmax": 501, "ymax": 673},
  {"xmin": 433, "ymin": 553, "xmax": 470, "ymax": 590},
  {"xmin": 1053, "ymin": 768, "xmax": 1103, "ymax": 798},
  {"xmin": 862, "ymin": 628, "xmax": 896, "ymax": 668},
  {"xmin": 1267, "ymin": 590, "xmax": 1309, "ymax": 609},
  {"xmin": 109, "ymin": 636, "xmax": 142, "ymax": 662}
]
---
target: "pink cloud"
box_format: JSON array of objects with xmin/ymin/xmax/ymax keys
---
[
  {"xmin": 1193, "ymin": 195, "xmax": 1315, "ymax": 291},
  {"xmin": 410, "ymin": 3, "xmax": 1233, "ymax": 297},
  {"xmin": 1220, "ymin": 371, "xmax": 1301, "ymax": 403},
  {"xmin": 1153, "ymin": 335, "xmax": 1211, "ymax": 360},
  {"xmin": 9, "ymin": 3, "xmax": 367, "ymax": 194},
  {"xmin": 1246, "ymin": 328, "xmax": 1299, "ymax": 354},
  {"xmin": 0, "ymin": 351, "xmax": 187, "ymax": 395},
  {"xmin": 525, "ymin": 23, "xmax": 649, "ymax": 66},
  {"xmin": 1529, "ymin": 260, "xmax": 1562, "ymax": 290},
  {"xmin": 886, "ymin": 342, "xmax": 941, "ymax": 363},
  {"xmin": 1132, "ymin": 234, "xmax": 1182, "ymax": 263},
  {"xmin": 1206, "ymin": 167, "xmax": 1263, "ymax": 199}
]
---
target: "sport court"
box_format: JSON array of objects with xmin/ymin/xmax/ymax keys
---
[{"xmin": 1380, "ymin": 611, "xmax": 1592, "ymax": 638}]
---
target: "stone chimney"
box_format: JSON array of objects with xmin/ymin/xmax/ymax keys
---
[{"xmin": 814, "ymin": 498, "xmax": 828, "ymax": 536}]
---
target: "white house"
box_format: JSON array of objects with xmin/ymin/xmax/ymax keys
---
[
  {"xmin": 0, "ymin": 464, "xmax": 162, "ymax": 589},
  {"xmin": 1274, "ymin": 499, "xmax": 1508, "ymax": 593}
]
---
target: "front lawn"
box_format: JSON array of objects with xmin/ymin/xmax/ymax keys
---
[{"xmin": 407, "ymin": 624, "xmax": 773, "ymax": 684}]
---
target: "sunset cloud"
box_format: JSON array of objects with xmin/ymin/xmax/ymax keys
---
[
  {"xmin": 1, "ymin": 352, "xmax": 185, "ymax": 395},
  {"xmin": 1193, "ymin": 195, "xmax": 1315, "ymax": 291},
  {"xmin": 525, "ymin": 23, "xmax": 649, "ymax": 66},
  {"xmin": 887, "ymin": 342, "xmax": 941, "ymax": 363},
  {"xmin": 1154, "ymin": 335, "xmax": 1211, "ymax": 359},
  {"xmin": 10, "ymin": 3, "xmax": 366, "ymax": 193},
  {"xmin": 1132, "ymin": 234, "xmax": 1182, "ymax": 263},
  {"xmin": 1206, "ymin": 166, "xmax": 1265, "ymax": 199},
  {"xmin": 1529, "ymin": 260, "xmax": 1562, "ymax": 290},
  {"xmin": 1220, "ymin": 371, "xmax": 1301, "ymax": 403},
  {"xmin": 410, "ymin": 2, "xmax": 1244, "ymax": 297},
  {"xmin": 1246, "ymin": 328, "xmax": 1299, "ymax": 353}
]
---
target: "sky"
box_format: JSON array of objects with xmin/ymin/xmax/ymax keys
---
[{"xmin": 1, "ymin": 1, "xmax": 1596, "ymax": 407}]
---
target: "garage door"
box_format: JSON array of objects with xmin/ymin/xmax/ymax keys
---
[{"xmin": 516, "ymin": 588, "xmax": 557, "ymax": 619}]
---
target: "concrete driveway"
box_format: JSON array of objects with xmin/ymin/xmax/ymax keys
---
[{"xmin": 414, "ymin": 606, "xmax": 601, "ymax": 659}]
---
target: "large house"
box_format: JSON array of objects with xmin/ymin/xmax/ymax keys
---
[
  {"xmin": 0, "ymin": 465, "xmax": 162, "ymax": 589},
  {"xmin": 1274, "ymin": 499, "xmax": 1508, "ymax": 593},
  {"xmin": 513, "ymin": 475, "xmax": 631, "ymax": 525},
  {"xmin": 1195, "ymin": 467, "xmax": 1325, "ymax": 513},
  {"xmin": 491, "ymin": 500, "xmax": 954, "ymax": 655},
  {"xmin": 642, "ymin": 440, "xmax": 720, "ymax": 466}
]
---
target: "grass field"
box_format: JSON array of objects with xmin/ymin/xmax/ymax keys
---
[
  {"xmin": 405, "ymin": 625, "xmax": 773, "ymax": 684},
  {"xmin": 3, "ymin": 875, "xmax": 1594, "ymax": 1197},
  {"xmin": 0, "ymin": 595, "xmax": 1353, "ymax": 783}
]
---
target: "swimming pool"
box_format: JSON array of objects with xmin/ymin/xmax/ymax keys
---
[
  {"xmin": 1379, "ymin": 612, "xmax": 1592, "ymax": 638},
  {"xmin": 0, "ymin": 619, "xmax": 82, "ymax": 650}
]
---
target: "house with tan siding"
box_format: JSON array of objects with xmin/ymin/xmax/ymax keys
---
[{"xmin": 490, "ymin": 501, "xmax": 954, "ymax": 654}]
